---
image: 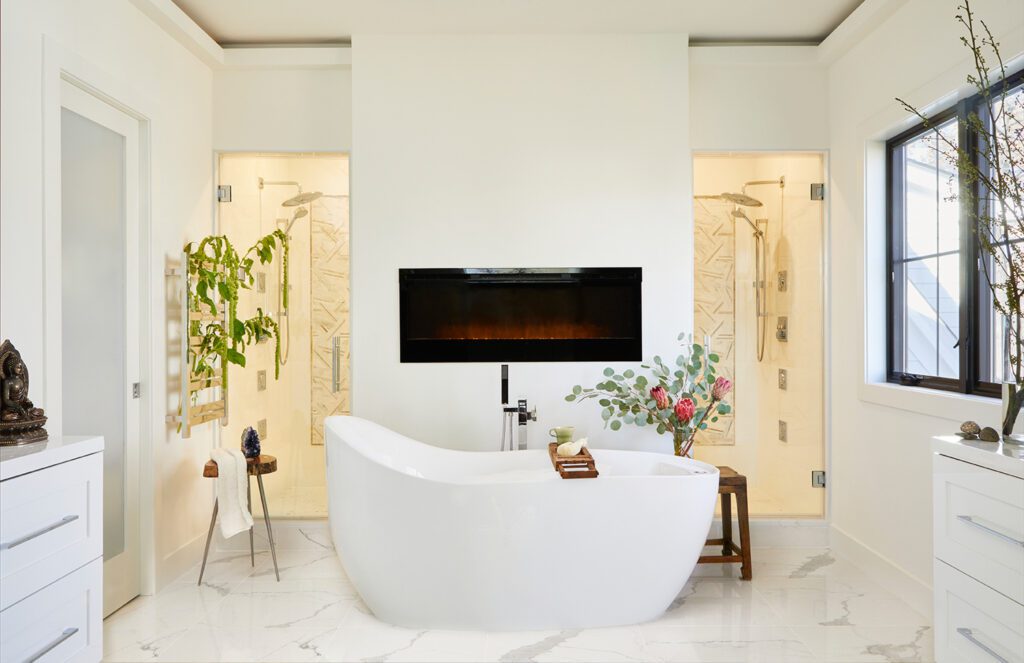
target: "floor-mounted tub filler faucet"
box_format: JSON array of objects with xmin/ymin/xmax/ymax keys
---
[{"xmin": 499, "ymin": 364, "xmax": 537, "ymax": 451}]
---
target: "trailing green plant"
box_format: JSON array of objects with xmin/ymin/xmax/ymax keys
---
[
  {"xmin": 895, "ymin": 0, "xmax": 1023, "ymax": 435},
  {"xmin": 184, "ymin": 230, "xmax": 289, "ymax": 400},
  {"xmin": 566, "ymin": 333, "xmax": 732, "ymax": 457}
]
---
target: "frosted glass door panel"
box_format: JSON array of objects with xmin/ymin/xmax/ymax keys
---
[{"xmin": 61, "ymin": 108, "xmax": 127, "ymax": 560}]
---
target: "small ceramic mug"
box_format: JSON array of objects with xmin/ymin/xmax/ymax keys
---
[{"xmin": 549, "ymin": 426, "xmax": 575, "ymax": 444}]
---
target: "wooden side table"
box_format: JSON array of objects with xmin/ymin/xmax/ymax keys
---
[
  {"xmin": 198, "ymin": 454, "xmax": 280, "ymax": 584},
  {"xmin": 697, "ymin": 466, "xmax": 752, "ymax": 580}
]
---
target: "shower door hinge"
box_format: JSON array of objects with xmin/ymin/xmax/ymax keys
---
[
  {"xmin": 810, "ymin": 183, "xmax": 825, "ymax": 201},
  {"xmin": 811, "ymin": 470, "xmax": 826, "ymax": 488},
  {"xmin": 216, "ymin": 185, "xmax": 232, "ymax": 202}
]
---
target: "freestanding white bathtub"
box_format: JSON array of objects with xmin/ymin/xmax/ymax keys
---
[{"xmin": 325, "ymin": 416, "xmax": 719, "ymax": 631}]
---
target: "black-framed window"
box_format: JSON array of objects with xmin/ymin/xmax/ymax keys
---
[{"xmin": 887, "ymin": 69, "xmax": 1024, "ymax": 396}]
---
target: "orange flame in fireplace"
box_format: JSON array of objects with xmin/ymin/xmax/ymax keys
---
[{"xmin": 435, "ymin": 320, "xmax": 609, "ymax": 340}]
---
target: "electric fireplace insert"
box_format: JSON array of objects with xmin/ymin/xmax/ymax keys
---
[{"xmin": 399, "ymin": 268, "xmax": 642, "ymax": 362}]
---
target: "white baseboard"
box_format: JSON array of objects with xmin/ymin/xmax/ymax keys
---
[
  {"xmin": 707, "ymin": 518, "xmax": 830, "ymax": 547},
  {"xmin": 155, "ymin": 530, "xmax": 208, "ymax": 592},
  {"xmin": 830, "ymin": 523, "xmax": 932, "ymax": 619}
]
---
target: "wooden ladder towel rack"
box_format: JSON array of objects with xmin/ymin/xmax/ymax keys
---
[{"xmin": 165, "ymin": 252, "xmax": 228, "ymax": 438}]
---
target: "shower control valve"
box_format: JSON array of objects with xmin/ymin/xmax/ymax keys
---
[{"xmin": 776, "ymin": 316, "xmax": 789, "ymax": 342}]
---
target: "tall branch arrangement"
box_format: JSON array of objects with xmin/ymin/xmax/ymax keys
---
[
  {"xmin": 896, "ymin": 0, "xmax": 1023, "ymax": 433},
  {"xmin": 185, "ymin": 230, "xmax": 289, "ymax": 397},
  {"xmin": 566, "ymin": 334, "xmax": 732, "ymax": 457}
]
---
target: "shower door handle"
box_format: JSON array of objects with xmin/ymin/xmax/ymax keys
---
[{"xmin": 331, "ymin": 336, "xmax": 341, "ymax": 393}]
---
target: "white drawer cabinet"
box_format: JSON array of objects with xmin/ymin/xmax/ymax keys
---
[
  {"xmin": 934, "ymin": 454, "xmax": 1024, "ymax": 604},
  {"xmin": 934, "ymin": 560, "xmax": 1024, "ymax": 663},
  {"xmin": 0, "ymin": 558, "xmax": 102, "ymax": 663},
  {"xmin": 0, "ymin": 453, "xmax": 103, "ymax": 610},
  {"xmin": 933, "ymin": 437, "xmax": 1024, "ymax": 663},
  {"xmin": 0, "ymin": 436, "xmax": 103, "ymax": 663}
]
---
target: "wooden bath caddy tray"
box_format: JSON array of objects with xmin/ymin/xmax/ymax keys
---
[{"xmin": 548, "ymin": 443, "xmax": 599, "ymax": 479}]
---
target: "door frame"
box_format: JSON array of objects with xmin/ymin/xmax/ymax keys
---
[
  {"xmin": 690, "ymin": 149, "xmax": 832, "ymax": 522},
  {"xmin": 41, "ymin": 38, "xmax": 156, "ymax": 596},
  {"xmin": 60, "ymin": 79, "xmax": 142, "ymax": 615}
]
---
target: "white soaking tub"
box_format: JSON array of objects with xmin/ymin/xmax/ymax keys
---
[{"xmin": 325, "ymin": 416, "xmax": 719, "ymax": 631}]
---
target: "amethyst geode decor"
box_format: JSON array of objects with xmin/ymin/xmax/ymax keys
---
[{"xmin": 241, "ymin": 426, "xmax": 261, "ymax": 458}]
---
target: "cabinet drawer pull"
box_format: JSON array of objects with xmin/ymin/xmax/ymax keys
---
[
  {"xmin": 1, "ymin": 515, "xmax": 79, "ymax": 550},
  {"xmin": 957, "ymin": 627, "xmax": 1009, "ymax": 663},
  {"xmin": 24, "ymin": 627, "xmax": 79, "ymax": 663},
  {"xmin": 956, "ymin": 515, "xmax": 1024, "ymax": 547}
]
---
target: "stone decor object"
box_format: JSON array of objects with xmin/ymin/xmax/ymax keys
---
[
  {"xmin": 241, "ymin": 426, "xmax": 261, "ymax": 458},
  {"xmin": 0, "ymin": 339, "xmax": 47, "ymax": 445},
  {"xmin": 958, "ymin": 420, "xmax": 981, "ymax": 439},
  {"xmin": 979, "ymin": 426, "xmax": 1001, "ymax": 442}
]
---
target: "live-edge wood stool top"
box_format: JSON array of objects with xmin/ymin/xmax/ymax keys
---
[{"xmin": 203, "ymin": 454, "xmax": 277, "ymax": 478}]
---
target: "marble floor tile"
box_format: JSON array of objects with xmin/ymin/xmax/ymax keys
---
[
  {"xmin": 755, "ymin": 574, "xmax": 930, "ymax": 628},
  {"xmin": 791, "ymin": 624, "xmax": 934, "ymax": 662},
  {"xmin": 102, "ymin": 535, "xmax": 935, "ymax": 663},
  {"xmin": 641, "ymin": 625, "xmax": 818, "ymax": 662}
]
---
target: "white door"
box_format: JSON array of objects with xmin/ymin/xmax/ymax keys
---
[{"xmin": 59, "ymin": 80, "xmax": 141, "ymax": 616}]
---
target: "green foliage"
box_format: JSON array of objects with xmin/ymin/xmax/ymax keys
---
[
  {"xmin": 567, "ymin": 333, "xmax": 731, "ymax": 457},
  {"xmin": 896, "ymin": 0, "xmax": 1023, "ymax": 392},
  {"xmin": 184, "ymin": 230, "xmax": 289, "ymax": 398}
]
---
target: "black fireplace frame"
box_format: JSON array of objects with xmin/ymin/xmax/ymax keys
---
[{"xmin": 398, "ymin": 267, "xmax": 642, "ymax": 363}]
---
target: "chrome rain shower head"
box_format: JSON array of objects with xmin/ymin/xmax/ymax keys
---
[
  {"xmin": 282, "ymin": 191, "xmax": 323, "ymax": 206},
  {"xmin": 720, "ymin": 192, "xmax": 763, "ymax": 207}
]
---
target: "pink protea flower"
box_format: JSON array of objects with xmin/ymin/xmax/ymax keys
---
[
  {"xmin": 650, "ymin": 385, "xmax": 670, "ymax": 409},
  {"xmin": 712, "ymin": 376, "xmax": 732, "ymax": 401},
  {"xmin": 674, "ymin": 398, "xmax": 696, "ymax": 422}
]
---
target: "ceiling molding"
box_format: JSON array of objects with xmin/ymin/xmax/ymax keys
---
[
  {"xmin": 221, "ymin": 47, "xmax": 351, "ymax": 70},
  {"xmin": 817, "ymin": 0, "xmax": 909, "ymax": 65},
  {"xmin": 129, "ymin": 0, "xmax": 351, "ymax": 70},
  {"xmin": 128, "ymin": 0, "xmax": 223, "ymax": 68}
]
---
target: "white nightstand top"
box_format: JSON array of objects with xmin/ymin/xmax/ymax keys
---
[
  {"xmin": 0, "ymin": 435, "xmax": 104, "ymax": 481},
  {"xmin": 932, "ymin": 435, "xmax": 1024, "ymax": 479}
]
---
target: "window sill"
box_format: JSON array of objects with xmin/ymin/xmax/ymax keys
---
[{"xmin": 858, "ymin": 381, "xmax": 999, "ymax": 423}]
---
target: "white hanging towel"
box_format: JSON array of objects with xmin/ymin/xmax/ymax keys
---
[{"xmin": 210, "ymin": 447, "xmax": 254, "ymax": 538}]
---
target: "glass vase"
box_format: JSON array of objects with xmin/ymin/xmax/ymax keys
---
[{"xmin": 1002, "ymin": 383, "xmax": 1024, "ymax": 444}]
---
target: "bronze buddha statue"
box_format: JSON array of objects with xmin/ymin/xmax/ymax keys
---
[{"xmin": 0, "ymin": 339, "xmax": 47, "ymax": 444}]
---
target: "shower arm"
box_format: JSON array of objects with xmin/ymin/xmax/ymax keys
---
[
  {"xmin": 258, "ymin": 178, "xmax": 303, "ymax": 193},
  {"xmin": 742, "ymin": 177, "xmax": 785, "ymax": 196}
]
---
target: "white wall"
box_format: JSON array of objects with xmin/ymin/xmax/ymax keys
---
[
  {"xmin": 0, "ymin": 0, "xmax": 215, "ymax": 589},
  {"xmin": 213, "ymin": 65, "xmax": 352, "ymax": 152},
  {"xmin": 826, "ymin": 0, "xmax": 1023, "ymax": 607},
  {"xmin": 690, "ymin": 46, "xmax": 829, "ymax": 151},
  {"xmin": 351, "ymin": 34, "xmax": 691, "ymax": 452}
]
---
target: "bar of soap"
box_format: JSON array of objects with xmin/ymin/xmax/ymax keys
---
[{"xmin": 556, "ymin": 437, "xmax": 588, "ymax": 456}]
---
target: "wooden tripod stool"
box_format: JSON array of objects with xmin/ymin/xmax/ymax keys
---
[
  {"xmin": 697, "ymin": 466, "xmax": 752, "ymax": 580},
  {"xmin": 197, "ymin": 454, "xmax": 280, "ymax": 584}
]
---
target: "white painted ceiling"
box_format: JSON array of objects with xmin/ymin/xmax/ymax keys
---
[{"xmin": 170, "ymin": 0, "xmax": 866, "ymax": 46}]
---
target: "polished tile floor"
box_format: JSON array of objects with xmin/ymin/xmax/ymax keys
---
[{"xmin": 103, "ymin": 524, "xmax": 932, "ymax": 662}]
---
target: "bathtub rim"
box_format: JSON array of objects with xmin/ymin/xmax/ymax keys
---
[{"xmin": 325, "ymin": 415, "xmax": 720, "ymax": 487}]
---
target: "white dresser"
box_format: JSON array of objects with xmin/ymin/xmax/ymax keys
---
[
  {"xmin": 933, "ymin": 436, "xmax": 1024, "ymax": 663},
  {"xmin": 0, "ymin": 436, "xmax": 104, "ymax": 663}
]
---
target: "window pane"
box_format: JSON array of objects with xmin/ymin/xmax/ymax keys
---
[
  {"xmin": 980, "ymin": 246, "xmax": 1022, "ymax": 384},
  {"xmin": 903, "ymin": 132, "xmax": 939, "ymax": 258},
  {"xmin": 903, "ymin": 257, "xmax": 939, "ymax": 376},
  {"xmin": 937, "ymin": 254, "xmax": 960, "ymax": 379},
  {"xmin": 937, "ymin": 122, "xmax": 960, "ymax": 253}
]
